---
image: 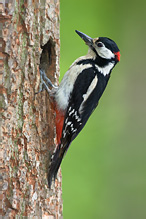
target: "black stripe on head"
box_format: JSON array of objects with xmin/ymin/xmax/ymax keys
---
[{"xmin": 98, "ymin": 37, "xmax": 120, "ymax": 53}]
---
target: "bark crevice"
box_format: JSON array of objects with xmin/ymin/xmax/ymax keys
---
[{"xmin": 1, "ymin": 0, "xmax": 62, "ymax": 217}]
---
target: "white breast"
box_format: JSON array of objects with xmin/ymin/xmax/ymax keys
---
[{"xmin": 55, "ymin": 62, "xmax": 92, "ymax": 111}]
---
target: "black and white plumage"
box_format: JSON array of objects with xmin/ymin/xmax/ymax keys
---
[{"xmin": 40, "ymin": 30, "xmax": 120, "ymax": 188}]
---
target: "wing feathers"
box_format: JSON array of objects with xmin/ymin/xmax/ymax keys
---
[{"xmin": 79, "ymin": 75, "xmax": 98, "ymax": 113}]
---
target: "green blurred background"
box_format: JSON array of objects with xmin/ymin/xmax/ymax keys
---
[{"xmin": 60, "ymin": 0, "xmax": 146, "ymax": 218}]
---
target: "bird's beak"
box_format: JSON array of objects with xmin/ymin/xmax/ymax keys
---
[{"xmin": 75, "ymin": 30, "xmax": 93, "ymax": 46}]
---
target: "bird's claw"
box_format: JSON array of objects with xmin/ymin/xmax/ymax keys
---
[{"xmin": 37, "ymin": 69, "xmax": 58, "ymax": 94}]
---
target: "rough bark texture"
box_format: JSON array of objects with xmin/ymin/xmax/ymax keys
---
[{"xmin": 0, "ymin": 0, "xmax": 62, "ymax": 218}]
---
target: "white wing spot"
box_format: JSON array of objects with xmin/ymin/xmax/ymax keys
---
[
  {"xmin": 79, "ymin": 75, "xmax": 98, "ymax": 113},
  {"xmin": 62, "ymin": 109, "xmax": 82, "ymax": 140},
  {"xmin": 69, "ymin": 109, "xmax": 75, "ymax": 116},
  {"xmin": 65, "ymin": 117, "xmax": 68, "ymax": 124}
]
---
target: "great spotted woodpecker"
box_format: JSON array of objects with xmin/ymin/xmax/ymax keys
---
[{"xmin": 40, "ymin": 30, "xmax": 120, "ymax": 188}]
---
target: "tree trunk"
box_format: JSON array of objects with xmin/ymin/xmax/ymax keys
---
[{"xmin": 1, "ymin": 0, "xmax": 62, "ymax": 217}]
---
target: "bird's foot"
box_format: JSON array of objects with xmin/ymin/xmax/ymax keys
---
[{"xmin": 37, "ymin": 69, "xmax": 58, "ymax": 95}]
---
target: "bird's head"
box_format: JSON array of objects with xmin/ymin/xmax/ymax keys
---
[{"xmin": 75, "ymin": 30, "xmax": 120, "ymax": 64}]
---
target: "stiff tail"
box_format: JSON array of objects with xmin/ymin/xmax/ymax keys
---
[{"xmin": 48, "ymin": 144, "xmax": 64, "ymax": 188}]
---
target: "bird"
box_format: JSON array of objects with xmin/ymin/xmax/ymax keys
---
[{"xmin": 39, "ymin": 30, "xmax": 120, "ymax": 188}]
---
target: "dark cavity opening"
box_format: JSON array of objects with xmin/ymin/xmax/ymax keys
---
[{"xmin": 40, "ymin": 39, "xmax": 56, "ymax": 83}]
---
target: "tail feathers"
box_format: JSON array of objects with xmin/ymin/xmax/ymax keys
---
[{"xmin": 48, "ymin": 144, "xmax": 64, "ymax": 188}]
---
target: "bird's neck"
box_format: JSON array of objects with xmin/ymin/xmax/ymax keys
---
[
  {"xmin": 74, "ymin": 48, "xmax": 115, "ymax": 77},
  {"xmin": 87, "ymin": 47, "xmax": 114, "ymax": 68}
]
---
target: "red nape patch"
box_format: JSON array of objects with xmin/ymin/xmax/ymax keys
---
[
  {"xmin": 114, "ymin": 51, "xmax": 121, "ymax": 61},
  {"xmin": 55, "ymin": 108, "xmax": 65, "ymax": 145}
]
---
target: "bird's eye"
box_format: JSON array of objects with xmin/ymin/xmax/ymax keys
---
[{"xmin": 97, "ymin": 42, "xmax": 103, "ymax": 47}]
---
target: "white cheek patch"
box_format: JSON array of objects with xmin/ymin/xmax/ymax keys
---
[{"xmin": 96, "ymin": 46, "xmax": 115, "ymax": 60}]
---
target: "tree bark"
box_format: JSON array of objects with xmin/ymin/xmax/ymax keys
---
[{"xmin": 0, "ymin": 0, "xmax": 62, "ymax": 217}]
